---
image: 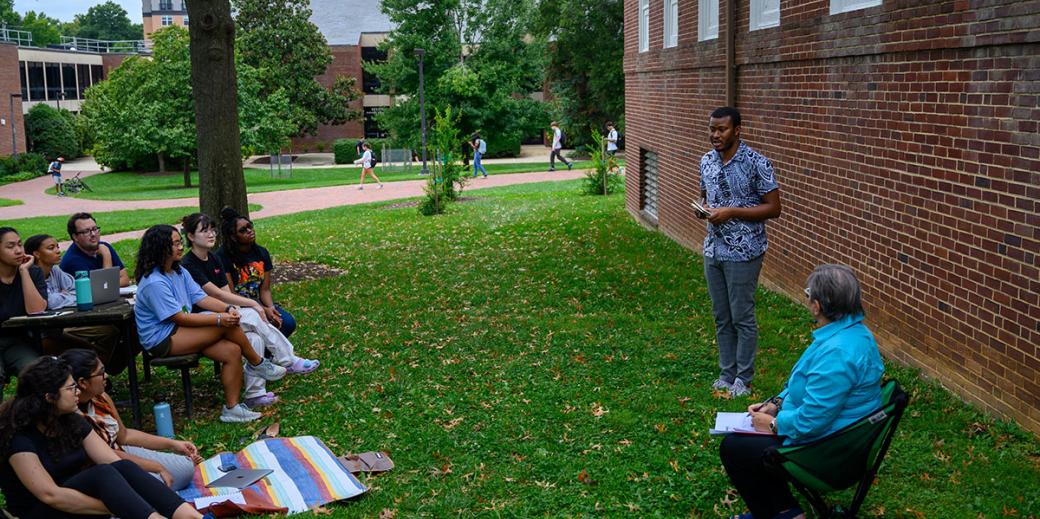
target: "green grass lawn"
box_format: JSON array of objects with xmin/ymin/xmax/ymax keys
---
[
  {"xmin": 0, "ymin": 198, "xmax": 22, "ymax": 207},
  {"xmin": 90, "ymin": 180, "xmax": 1040, "ymax": 517},
  {"xmin": 55, "ymin": 161, "xmax": 599, "ymax": 201},
  {"xmin": 5, "ymin": 204, "xmax": 261, "ymax": 240}
]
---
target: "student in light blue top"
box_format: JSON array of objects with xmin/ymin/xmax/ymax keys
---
[
  {"xmin": 133, "ymin": 225, "xmax": 286, "ymax": 424},
  {"xmin": 720, "ymin": 264, "xmax": 884, "ymax": 519},
  {"xmin": 470, "ymin": 133, "xmax": 488, "ymax": 178}
]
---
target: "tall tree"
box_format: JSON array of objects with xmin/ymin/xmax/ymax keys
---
[
  {"xmin": 533, "ymin": 0, "xmax": 624, "ymax": 147},
  {"xmin": 0, "ymin": 0, "xmax": 19, "ymax": 26},
  {"xmin": 186, "ymin": 0, "xmax": 247, "ymax": 218},
  {"xmin": 16, "ymin": 11, "xmax": 63, "ymax": 47},
  {"xmin": 369, "ymin": 0, "xmax": 547, "ymax": 154},
  {"xmin": 233, "ymin": 0, "xmax": 360, "ymax": 138},
  {"xmin": 72, "ymin": 1, "xmax": 142, "ymax": 41}
]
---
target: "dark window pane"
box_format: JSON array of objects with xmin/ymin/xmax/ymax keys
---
[
  {"xmin": 78, "ymin": 64, "xmax": 90, "ymax": 98},
  {"xmin": 364, "ymin": 107, "xmax": 387, "ymax": 138},
  {"xmin": 62, "ymin": 64, "xmax": 78, "ymax": 100},
  {"xmin": 45, "ymin": 62, "xmax": 61, "ymax": 101},
  {"xmin": 19, "ymin": 61, "xmax": 27, "ymax": 99},
  {"xmin": 27, "ymin": 62, "xmax": 45, "ymax": 101},
  {"xmin": 361, "ymin": 47, "xmax": 387, "ymax": 95},
  {"xmin": 90, "ymin": 65, "xmax": 104, "ymax": 85},
  {"xmin": 160, "ymin": 0, "xmax": 172, "ymax": 10}
]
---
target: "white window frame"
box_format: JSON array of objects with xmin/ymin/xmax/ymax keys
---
[
  {"xmin": 830, "ymin": 0, "xmax": 882, "ymax": 15},
  {"xmin": 749, "ymin": 0, "xmax": 780, "ymax": 31},
  {"xmin": 663, "ymin": 0, "xmax": 678, "ymax": 48},
  {"xmin": 639, "ymin": 0, "xmax": 649, "ymax": 52},
  {"xmin": 160, "ymin": 15, "xmax": 173, "ymax": 27},
  {"xmin": 698, "ymin": 0, "xmax": 719, "ymax": 41}
]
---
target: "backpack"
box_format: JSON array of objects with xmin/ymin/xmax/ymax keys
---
[
  {"xmin": 370, "ymin": 153, "xmax": 379, "ymax": 167},
  {"xmin": 558, "ymin": 129, "xmax": 566, "ymax": 147}
]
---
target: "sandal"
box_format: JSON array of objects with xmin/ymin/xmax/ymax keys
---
[{"xmin": 287, "ymin": 357, "xmax": 320, "ymax": 374}]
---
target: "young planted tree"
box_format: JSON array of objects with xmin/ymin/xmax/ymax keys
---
[{"xmin": 419, "ymin": 106, "xmax": 467, "ymax": 216}]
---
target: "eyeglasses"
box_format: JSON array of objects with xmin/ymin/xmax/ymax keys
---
[
  {"xmin": 172, "ymin": 240, "xmax": 183, "ymax": 249},
  {"xmin": 61, "ymin": 383, "xmax": 80, "ymax": 393},
  {"xmin": 803, "ymin": 287, "xmax": 811, "ymax": 298},
  {"xmin": 199, "ymin": 228, "xmax": 217, "ymax": 236},
  {"xmin": 74, "ymin": 226, "xmax": 101, "ymax": 236},
  {"xmin": 237, "ymin": 223, "xmax": 254, "ymax": 234},
  {"xmin": 87, "ymin": 370, "xmax": 107, "ymax": 380}
]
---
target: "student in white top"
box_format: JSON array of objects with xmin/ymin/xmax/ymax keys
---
[
  {"xmin": 606, "ymin": 121, "xmax": 620, "ymax": 174},
  {"xmin": 352, "ymin": 142, "xmax": 383, "ymax": 190},
  {"xmin": 549, "ymin": 121, "xmax": 572, "ymax": 172}
]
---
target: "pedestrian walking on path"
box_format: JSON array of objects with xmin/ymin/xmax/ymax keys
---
[
  {"xmin": 549, "ymin": 122, "xmax": 572, "ymax": 172},
  {"xmin": 353, "ymin": 142, "xmax": 383, "ymax": 190},
  {"xmin": 470, "ymin": 133, "xmax": 488, "ymax": 178}
]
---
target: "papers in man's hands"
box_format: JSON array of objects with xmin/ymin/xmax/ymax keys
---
[
  {"xmin": 691, "ymin": 200, "xmax": 711, "ymax": 218},
  {"xmin": 710, "ymin": 412, "xmax": 771, "ymax": 435}
]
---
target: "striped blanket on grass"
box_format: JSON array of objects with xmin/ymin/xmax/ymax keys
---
[{"xmin": 178, "ymin": 436, "xmax": 366, "ymax": 515}]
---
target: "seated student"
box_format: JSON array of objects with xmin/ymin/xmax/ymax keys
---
[
  {"xmin": 133, "ymin": 224, "xmax": 286, "ymax": 423},
  {"xmin": 180, "ymin": 213, "xmax": 316, "ymax": 391},
  {"xmin": 62, "ymin": 349, "xmax": 201, "ymax": 490},
  {"xmin": 60, "ymin": 212, "xmax": 130, "ymax": 288},
  {"xmin": 217, "ymin": 207, "xmax": 297, "ymax": 338},
  {"xmin": 0, "ymin": 227, "xmax": 46, "ymax": 391},
  {"xmin": 0, "ymin": 356, "xmax": 211, "ymax": 519},
  {"xmin": 720, "ymin": 265, "xmax": 884, "ymax": 519}
]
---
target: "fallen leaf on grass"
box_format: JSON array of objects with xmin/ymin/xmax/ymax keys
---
[
  {"xmin": 590, "ymin": 403, "xmax": 608, "ymax": 417},
  {"xmin": 577, "ymin": 469, "xmax": 597, "ymax": 485},
  {"xmin": 309, "ymin": 504, "xmax": 332, "ymax": 515},
  {"xmin": 379, "ymin": 508, "xmax": 397, "ymax": 519}
]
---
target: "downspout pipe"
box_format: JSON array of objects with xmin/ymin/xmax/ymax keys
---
[{"xmin": 725, "ymin": 0, "xmax": 737, "ymax": 107}]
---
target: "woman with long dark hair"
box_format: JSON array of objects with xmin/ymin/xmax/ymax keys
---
[
  {"xmin": 0, "ymin": 356, "xmax": 210, "ymax": 519},
  {"xmin": 133, "ymin": 225, "xmax": 286, "ymax": 423},
  {"xmin": 62, "ymin": 349, "xmax": 201, "ymax": 490},
  {"xmin": 0, "ymin": 227, "xmax": 45, "ymax": 392},
  {"xmin": 217, "ymin": 208, "xmax": 297, "ymax": 338}
]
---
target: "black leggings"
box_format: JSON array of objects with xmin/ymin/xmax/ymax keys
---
[
  {"xmin": 27, "ymin": 460, "xmax": 186, "ymax": 519},
  {"xmin": 720, "ymin": 434, "xmax": 799, "ymax": 518}
]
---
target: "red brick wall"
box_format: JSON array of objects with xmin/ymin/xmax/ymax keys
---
[
  {"xmin": 624, "ymin": 0, "xmax": 1040, "ymax": 433},
  {"xmin": 291, "ymin": 45, "xmax": 365, "ymax": 151},
  {"xmin": 0, "ymin": 43, "xmax": 26, "ymax": 157}
]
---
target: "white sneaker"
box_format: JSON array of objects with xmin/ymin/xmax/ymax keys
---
[
  {"xmin": 711, "ymin": 378, "xmax": 733, "ymax": 391},
  {"xmin": 378, "ymin": 183, "xmax": 383, "ymax": 189},
  {"xmin": 357, "ymin": 185, "xmax": 364, "ymax": 190},
  {"xmin": 220, "ymin": 403, "xmax": 261, "ymax": 423},
  {"xmin": 246, "ymin": 358, "xmax": 287, "ymax": 381},
  {"xmin": 729, "ymin": 379, "xmax": 752, "ymax": 398}
]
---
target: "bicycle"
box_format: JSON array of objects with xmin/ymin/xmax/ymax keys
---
[{"xmin": 61, "ymin": 172, "xmax": 93, "ymax": 194}]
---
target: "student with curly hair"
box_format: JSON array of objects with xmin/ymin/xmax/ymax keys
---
[
  {"xmin": 217, "ymin": 208, "xmax": 297, "ymax": 338},
  {"xmin": 0, "ymin": 356, "xmax": 211, "ymax": 519},
  {"xmin": 133, "ymin": 225, "xmax": 286, "ymax": 423}
]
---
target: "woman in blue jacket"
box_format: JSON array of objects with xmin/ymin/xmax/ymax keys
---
[{"xmin": 721, "ymin": 264, "xmax": 884, "ymax": 519}]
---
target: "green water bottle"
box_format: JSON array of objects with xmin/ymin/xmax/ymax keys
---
[{"xmin": 75, "ymin": 271, "xmax": 93, "ymax": 311}]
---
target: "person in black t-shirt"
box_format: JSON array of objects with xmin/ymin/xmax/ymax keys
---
[
  {"xmin": 0, "ymin": 356, "xmax": 209, "ymax": 519},
  {"xmin": 218, "ymin": 208, "xmax": 298, "ymax": 338},
  {"xmin": 0, "ymin": 227, "xmax": 46, "ymax": 390}
]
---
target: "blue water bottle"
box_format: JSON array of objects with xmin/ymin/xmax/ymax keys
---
[
  {"xmin": 154, "ymin": 402, "xmax": 174, "ymax": 438},
  {"xmin": 74, "ymin": 271, "xmax": 93, "ymax": 311}
]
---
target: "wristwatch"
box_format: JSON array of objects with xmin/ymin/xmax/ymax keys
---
[
  {"xmin": 225, "ymin": 304, "xmax": 237, "ymax": 313},
  {"xmin": 769, "ymin": 419, "xmax": 777, "ymax": 434}
]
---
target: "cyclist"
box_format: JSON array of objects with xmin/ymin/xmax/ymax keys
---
[{"xmin": 49, "ymin": 157, "xmax": 65, "ymax": 197}]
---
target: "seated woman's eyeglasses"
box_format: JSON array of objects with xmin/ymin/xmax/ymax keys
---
[
  {"xmin": 62, "ymin": 383, "xmax": 80, "ymax": 393},
  {"xmin": 237, "ymin": 223, "xmax": 254, "ymax": 234}
]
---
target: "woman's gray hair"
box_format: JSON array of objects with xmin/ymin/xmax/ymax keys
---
[{"xmin": 806, "ymin": 264, "xmax": 865, "ymax": 322}]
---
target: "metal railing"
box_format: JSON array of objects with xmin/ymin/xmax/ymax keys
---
[
  {"xmin": 59, "ymin": 36, "xmax": 148, "ymax": 54},
  {"xmin": 0, "ymin": 26, "xmax": 33, "ymax": 46}
]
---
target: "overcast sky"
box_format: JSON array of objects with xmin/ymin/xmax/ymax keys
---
[{"xmin": 14, "ymin": 0, "xmax": 143, "ymax": 23}]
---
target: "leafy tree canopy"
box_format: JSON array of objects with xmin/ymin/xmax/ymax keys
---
[
  {"xmin": 17, "ymin": 11, "xmax": 63, "ymax": 47},
  {"xmin": 25, "ymin": 104, "xmax": 80, "ymax": 160},
  {"xmin": 369, "ymin": 0, "xmax": 548, "ymax": 155},
  {"xmin": 71, "ymin": 1, "xmax": 142, "ymax": 40},
  {"xmin": 233, "ymin": 0, "xmax": 361, "ymax": 137}
]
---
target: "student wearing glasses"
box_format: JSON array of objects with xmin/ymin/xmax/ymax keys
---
[
  {"xmin": 60, "ymin": 212, "xmax": 130, "ymax": 288},
  {"xmin": 133, "ymin": 225, "xmax": 286, "ymax": 423},
  {"xmin": 0, "ymin": 356, "xmax": 212, "ymax": 519},
  {"xmin": 61, "ymin": 349, "xmax": 201, "ymax": 490},
  {"xmin": 0, "ymin": 227, "xmax": 46, "ymax": 392},
  {"xmin": 217, "ymin": 207, "xmax": 297, "ymax": 338}
]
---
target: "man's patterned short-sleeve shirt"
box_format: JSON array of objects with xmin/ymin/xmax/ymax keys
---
[{"xmin": 699, "ymin": 141, "xmax": 779, "ymax": 262}]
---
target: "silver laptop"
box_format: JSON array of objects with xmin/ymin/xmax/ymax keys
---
[
  {"xmin": 205, "ymin": 468, "xmax": 273, "ymax": 489},
  {"xmin": 89, "ymin": 267, "xmax": 120, "ymax": 305}
]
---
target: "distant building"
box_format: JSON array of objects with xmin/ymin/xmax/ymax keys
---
[{"xmin": 142, "ymin": 0, "xmax": 189, "ymax": 38}]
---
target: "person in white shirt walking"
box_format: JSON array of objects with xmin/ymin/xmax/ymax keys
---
[
  {"xmin": 353, "ymin": 142, "xmax": 383, "ymax": 190},
  {"xmin": 606, "ymin": 121, "xmax": 620, "ymax": 174},
  {"xmin": 549, "ymin": 121, "xmax": 572, "ymax": 172},
  {"xmin": 470, "ymin": 133, "xmax": 489, "ymax": 178}
]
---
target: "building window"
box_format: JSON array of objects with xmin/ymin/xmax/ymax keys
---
[
  {"xmin": 638, "ymin": 0, "xmax": 649, "ymax": 52},
  {"xmin": 26, "ymin": 62, "xmax": 44, "ymax": 101},
  {"xmin": 699, "ymin": 0, "xmax": 719, "ymax": 40},
  {"xmin": 361, "ymin": 46, "xmax": 387, "ymax": 94},
  {"xmin": 641, "ymin": 150, "xmax": 659, "ymax": 219},
  {"xmin": 61, "ymin": 64, "xmax": 78, "ymax": 100},
  {"xmin": 364, "ymin": 107, "xmax": 387, "ymax": 139},
  {"xmin": 182, "ymin": 15, "xmax": 188, "ymax": 26},
  {"xmin": 45, "ymin": 63, "xmax": 61, "ymax": 101},
  {"xmin": 77, "ymin": 64, "xmax": 90, "ymax": 98},
  {"xmin": 159, "ymin": 0, "xmax": 173, "ymax": 10},
  {"xmin": 161, "ymin": 15, "xmax": 173, "ymax": 26},
  {"xmin": 19, "ymin": 61, "xmax": 28, "ymax": 100},
  {"xmin": 663, "ymin": 0, "xmax": 678, "ymax": 48},
  {"xmin": 830, "ymin": 0, "xmax": 881, "ymax": 14},
  {"xmin": 749, "ymin": 0, "xmax": 780, "ymax": 31},
  {"xmin": 90, "ymin": 65, "xmax": 104, "ymax": 85}
]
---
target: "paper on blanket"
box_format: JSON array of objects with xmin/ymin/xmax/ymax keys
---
[
  {"xmin": 710, "ymin": 412, "xmax": 770, "ymax": 435},
  {"xmin": 194, "ymin": 492, "xmax": 246, "ymax": 509}
]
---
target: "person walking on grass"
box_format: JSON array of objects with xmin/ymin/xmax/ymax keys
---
[
  {"xmin": 470, "ymin": 133, "xmax": 488, "ymax": 178},
  {"xmin": 605, "ymin": 121, "xmax": 620, "ymax": 174},
  {"xmin": 49, "ymin": 157, "xmax": 65, "ymax": 197},
  {"xmin": 549, "ymin": 122, "xmax": 572, "ymax": 172},
  {"xmin": 697, "ymin": 106, "xmax": 782, "ymax": 399},
  {"xmin": 353, "ymin": 142, "xmax": 382, "ymax": 190}
]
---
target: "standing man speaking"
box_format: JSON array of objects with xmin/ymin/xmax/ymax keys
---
[{"xmin": 697, "ymin": 107, "xmax": 782, "ymax": 398}]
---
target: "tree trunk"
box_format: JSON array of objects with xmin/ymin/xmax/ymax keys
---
[
  {"xmin": 183, "ymin": 157, "xmax": 192, "ymax": 187},
  {"xmin": 187, "ymin": 0, "xmax": 249, "ymax": 220},
  {"xmin": 157, "ymin": 153, "xmax": 166, "ymax": 174}
]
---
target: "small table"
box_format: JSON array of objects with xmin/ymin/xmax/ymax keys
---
[{"xmin": 2, "ymin": 300, "xmax": 142, "ymax": 428}]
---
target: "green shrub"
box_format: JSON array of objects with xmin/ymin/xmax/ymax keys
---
[
  {"xmin": 482, "ymin": 131, "xmax": 522, "ymax": 158},
  {"xmin": 333, "ymin": 139, "xmax": 359, "ymax": 164},
  {"xmin": 25, "ymin": 104, "xmax": 80, "ymax": 160},
  {"xmin": 581, "ymin": 130, "xmax": 623, "ymax": 196},
  {"xmin": 0, "ymin": 152, "xmax": 49, "ymax": 179}
]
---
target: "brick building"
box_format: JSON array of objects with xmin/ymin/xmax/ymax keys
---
[
  {"xmin": 142, "ymin": 0, "xmax": 189, "ymax": 37},
  {"xmin": 624, "ymin": 0, "xmax": 1040, "ymax": 433}
]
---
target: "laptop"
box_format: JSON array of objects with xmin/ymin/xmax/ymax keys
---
[
  {"xmin": 205, "ymin": 468, "xmax": 273, "ymax": 489},
  {"xmin": 89, "ymin": 267, "xmax": 121, "ymax": 305}
]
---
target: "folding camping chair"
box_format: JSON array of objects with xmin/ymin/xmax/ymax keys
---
[{"xmin": 765, "ymin": 379, "xmax": 909, "ymax": 518}]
